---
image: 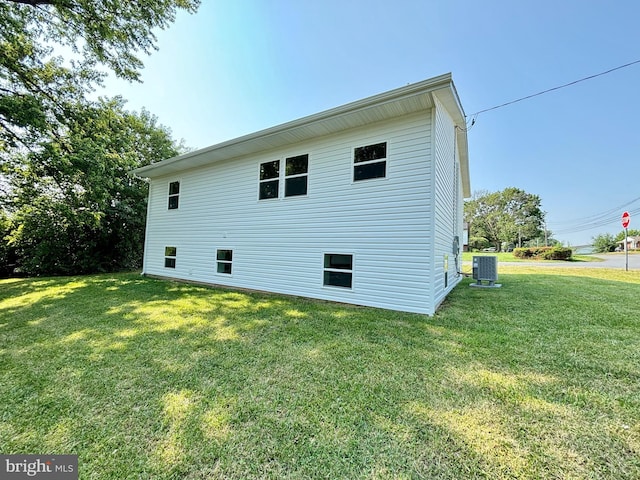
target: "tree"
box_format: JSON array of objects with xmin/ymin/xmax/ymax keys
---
[
  {"xmin": 4, "ymin": 97, "xmax": 183, "ymax": 274},
  {"xmin": 1, "ymin": 0, "xmax": 197, "ymax": 275},
  {"xmin": 1, "ymin": 0, "xmax": 199, "ymax": 154},
  {"xmin": 464, "ymin": 187, "xmax": 545, "ymax": 251},
  {"xmin": 592, "ymin": 233, "xmax": 616, "ymax": 253},
  {"xmin": 614, "ymin": 229, "xmax": 640, "ymax": 242},
  {"xmin": 0, "ymin": 210, "xmax": 15, "ymax": 277}
]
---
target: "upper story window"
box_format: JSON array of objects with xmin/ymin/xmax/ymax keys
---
[
  {"xmin": 168, "ymin": 181, "xmax": 180, "ymax": 209},
  {"xmin": 285, "ymin": 154, "xmax": 308, "ymax": 197},
  {"xmin": 354, "ymin": 142, "xmax": 387, "ymax": 181},
  {"xmin": 259, "ymin": 154, "xmax": 309, "ymax": 200},
  {"xmin": 259, "ymin": 160, "xmax": 279, "ymax": 200}
]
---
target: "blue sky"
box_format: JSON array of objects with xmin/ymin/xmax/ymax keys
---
[{"xmin": 100, "ymin": 0, "xmax": 640, "ymax": 246}]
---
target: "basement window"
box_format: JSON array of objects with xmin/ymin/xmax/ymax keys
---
[
  {"xmin": 164, "ymin": 246, "xmax": 176, "ymax": 268},
  {"xmin": 168, "ymin": 181, "xmax": 180, "ymax": 209},
  {"xmin": 216, "ymin": 249, "xmax": 233, "ymax": 274},
  {"xmin": 323, "ymin": 254, "xmax": 353, "ymax": 289},
  {"xmin": 259, "ymin": 160, "xmax": 280, "ymax": 200},
  {"xmin": 354, "ymin": 142, "xmax": 387, "ymax": 181}
]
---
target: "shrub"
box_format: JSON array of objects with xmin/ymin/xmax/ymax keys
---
[
  {"xmin": 513, "ymin": 246, "xmax": 572, "ymax": 261},
  {"xmin": 541, "ymin": 246, "xmax": 573, "ymax": 260},
  {"xmin": 513, "ymin": 247, "xmax": 532, "ymax": 258}
]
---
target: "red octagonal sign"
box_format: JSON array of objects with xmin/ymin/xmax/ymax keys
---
[{"xmin": 622, "ymin": 211, "xmax": 630, "ymax": 229}]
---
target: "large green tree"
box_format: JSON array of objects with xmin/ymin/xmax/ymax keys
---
[
  {"xmin": 465, "ymin": 187, "xmax": 545, "ymax": 251},
  {"xmin": 1, "ymin": 0, "xmax": 199, "ymax": 154},
  {"xmin": 5, "ymin": 97, "xmax": 183, "ymax": 274},
  {"xmin": 1, "ymin": 0, "xmax": 198, "ymax": 275}
]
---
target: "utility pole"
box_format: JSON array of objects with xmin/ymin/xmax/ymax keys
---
[
  {"xmin": 544, "ymin": 223, "xmax": 548, "ymax": 247},
  {"xmin": 625, "ymin": 228, "xmax": 629, "ymax": 272}
]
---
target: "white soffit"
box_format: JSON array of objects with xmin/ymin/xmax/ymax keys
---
[{"xmin": 134, "ymin": 73, "xmax": 467, "ymax": 179}]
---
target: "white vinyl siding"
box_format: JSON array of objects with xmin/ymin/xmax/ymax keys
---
[
  {"xmin": 142, "ymin": 111, "xmax": 434, "ymax": 314},
  {"xmin": 432, "ymin": 95, "xmax": 463, "ymax": 309}
]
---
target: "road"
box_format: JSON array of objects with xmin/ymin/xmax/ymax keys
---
[{"xmin": 469, "ymin": 254, "xmax": 640, "ymax": 270}]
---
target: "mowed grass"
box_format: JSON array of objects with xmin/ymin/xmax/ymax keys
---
[{"xmin": 1, "ymin": 267, "xmax": 639, "ymax": 479}]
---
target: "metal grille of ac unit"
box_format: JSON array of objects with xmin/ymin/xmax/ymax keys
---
[{"xmin": 471, "ymin": 256, "xmax": 501, "ymax": 288}]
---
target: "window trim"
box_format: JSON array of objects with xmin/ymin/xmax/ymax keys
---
[
  {"xmin": 322, "ymin": 252, "xmax": 354, "ymax": 290},
  {"xmin": 164, "ymin": 246, "xmax": 177, "ymax": 269},
  {"xmin": 215, "ymin": 248, "xmax": 233, "ymax": 276},
  {"xmin": 352, "ymin": 141, "xmax": 388, "ymax": 183},
  {"xmin": 168, "ymin": 180, "xmax": 180, "ymax": 210}
]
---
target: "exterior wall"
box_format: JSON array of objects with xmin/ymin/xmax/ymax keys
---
[
  {"xmin": 431, "ymin": 96, "xmax": 464, "ymax": 310},
  {"xmin": 142, "ymin": 112, "xmax": 434, "ymax": 313}
]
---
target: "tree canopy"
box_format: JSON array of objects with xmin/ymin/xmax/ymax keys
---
[
  {"xmin": 1, "ymin": 0, "xmax": 199, "ymax": 154},
  {"xmin": 1, "ymin": 0, "xmax": 198, "ymax": 275},
  {"xmin": 5, "ymin": 97, "xmax": 183, "ymax": 274},
  {"xmin": 464, "ymin": 187, "xmax": 546, "ymax": 251}
]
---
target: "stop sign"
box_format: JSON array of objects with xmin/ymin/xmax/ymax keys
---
[{"xmin": 622, "ymin": 211, "xmax": 630, "ymax": 229}]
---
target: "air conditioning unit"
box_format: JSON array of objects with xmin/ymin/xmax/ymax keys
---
[{"xmin": 470, "ymin": 256, "xmax": 501, "ymax": 288}]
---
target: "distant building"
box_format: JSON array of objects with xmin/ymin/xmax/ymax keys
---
[{"xmin": 617, "ymin": 236, "xmax": 640, "ymax": 251}]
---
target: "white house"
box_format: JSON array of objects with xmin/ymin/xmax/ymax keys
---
[
  {"xmin": 133, "ymin": 73, "xmax": 470, "ymax": 315},
  {"xmin": 618, "ymin": 235, "xmax": 640, "ymax": 251}
]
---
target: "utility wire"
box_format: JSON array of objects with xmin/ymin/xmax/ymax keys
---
[
  {"xmin": 547, "ymin": 195, "xmax": 640, "ymax": 227},
  {"xmin": 552, "ymin": 206, "xmax": 640, "ymax": 234},
  {"xmin": 467, "ymin": 59, "xmax": 640, "ymax": 124}
]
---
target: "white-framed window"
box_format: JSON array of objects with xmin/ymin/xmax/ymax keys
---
[
  {"xmin": 168, "ymin": 181, "xmax": 180, "ymax": 209},
  {"xmin": 323, "ymin": 253, "xmax": 353, "ymax": 289},
  {"xmin": 216, "ymin": 249, "xmax": 233, "ymax": 275},
  {"xmin": 353, "ymin": 142, "xmax": 387, "ymax": 181},
  {"xmin": 164, "ymin": 246, "xmax": 177, "ymax": 268},
  {"xmin": 259, "ymin": 154, "xmax": 309, "ymax": 200},
  {"xmin": 259, "ymin": 160, "xmax": 280, "ymax": 200},
  {"xmin": 285, "ymin": 154, "xmax": 308, "ymax": 197}
]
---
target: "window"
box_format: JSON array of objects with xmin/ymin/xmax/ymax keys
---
[
  {"xmin": 323, "ymin": 254, "xmax": 353, "ymax": 288},
  {"xmin": 259, "ymin": 160, "xmax": 279, "ymax": 200},
  {"xmin": 216, "ymin": 249, "xmax": 233, "ymax": 274},
  {"xmin": 259, "ymin": 154, "xmax": 309, "ymax": 200},
  {"xmin": 168, "ymin": 181, "xmax": 180, "ymax": 209},
  {"xmin": 285, "ymin": 154, "xmax": 308, "ymax": 197},
  {"xmin": 354, "ymin": 142, "xmax": 387, "ymax": 181},
  {"xmin": 164, "ymin": 246, "xmax": 176, "ymax": 268}
]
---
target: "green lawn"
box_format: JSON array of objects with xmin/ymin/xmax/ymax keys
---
[{"xmin": 1, "ymin": 268, "xmax": 639, "ymax": 479}]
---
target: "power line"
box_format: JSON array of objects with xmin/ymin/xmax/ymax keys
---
[
  {"xmin": 552, "ymin": 206, "xmax": 640, "ymax": 235},
  {"xmin": 547, "ymin": 195, "xmax": 640, "ymax": 227},
  {"xmin": 467, "ymin": 59, "xmax": 640, "ymax": 124}
]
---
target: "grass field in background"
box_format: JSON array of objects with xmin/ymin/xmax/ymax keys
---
[{"xmin": 1, "ymin": 267, "xmax": 639, "ymax": 479}]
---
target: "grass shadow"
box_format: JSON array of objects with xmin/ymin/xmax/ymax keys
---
[{"xmin": 1, "ymin": 271, "xmax": 639, "ymax": 478}]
